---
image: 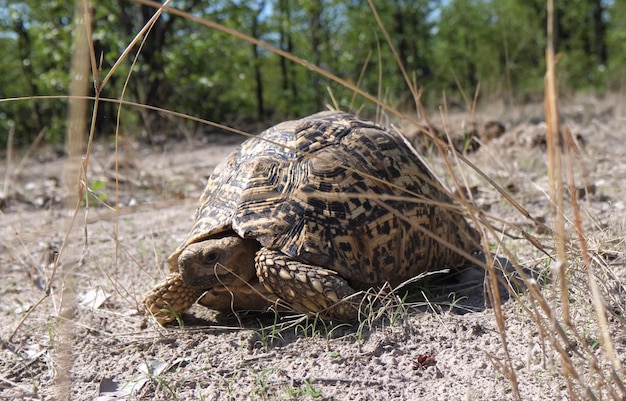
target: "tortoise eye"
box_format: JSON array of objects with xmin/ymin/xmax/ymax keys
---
[{"xmin": 204, "ymin": 251, "xmax": 219, "ymax": 265}]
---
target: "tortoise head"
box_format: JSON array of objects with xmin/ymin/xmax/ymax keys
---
[{"xmin": 177, "ymin": 232, "xmax": 260, "ymax": 289}]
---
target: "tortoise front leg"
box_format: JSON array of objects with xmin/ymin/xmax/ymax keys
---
[
  {"xmin": 255, "ymin": 248, "xmax": 361, "ymax": 322},
  {"xmin": 142, "ymin": 273, "xmax": 204, "ymax": 325}
]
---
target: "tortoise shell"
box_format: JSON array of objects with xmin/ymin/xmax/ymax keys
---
[{"xmin": 167, "ymin": 111, "xmax": 480, "ymax": 289}]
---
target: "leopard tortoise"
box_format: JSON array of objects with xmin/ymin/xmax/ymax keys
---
[{"xmin": 142, "ymin": 111, "xmax": 481, "ymax": 324}]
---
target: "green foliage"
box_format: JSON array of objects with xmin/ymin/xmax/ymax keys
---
[
  {"xmin": 0, "ymin": 0, "xmax": 622, "ymax": 149},
  {"xmin": 605, "ymin": 0, "xmax": 626, "ymax": 86},
  {"xmin": 432, "ymin": 0, "xmax": 502, "ymax": 97},
  {"xmin": 0, "ymin": 0, "xmax": 73, "ymax": 147}
]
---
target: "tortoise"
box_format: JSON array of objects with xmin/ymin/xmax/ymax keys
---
[{"xmin": 142, "ymin": 111, "xmax": 481, "ymax": 324}]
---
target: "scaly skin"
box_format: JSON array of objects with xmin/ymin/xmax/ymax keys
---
[{"xmin": 142, "ymin": 273, "xmax": 204, "ymax": 325}]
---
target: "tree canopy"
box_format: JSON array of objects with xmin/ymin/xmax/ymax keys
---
[{"xmin": 0, "ymin": 0, "xmax": 622, "ymax": 147}]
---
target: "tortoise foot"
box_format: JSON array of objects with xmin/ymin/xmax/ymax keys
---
[{"xmin": 142, "ymin": 273, "xmax": 204, "ymax": 325}]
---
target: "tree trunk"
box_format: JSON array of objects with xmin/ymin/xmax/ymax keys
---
[
  {"xmin": 309, "ymin": 0, "xmax": 324, "ymax": 111},
  {"xmin": 251, "ymin": 2, "xmax": 266, "ymax": 120},
  {"xmin": 393, "ymin": 3, "xmax": 408, "ymax": 71},
  {"xmin": 13, "ymin": 18, "xmax": 44, "ymax": 133},
  {"xmin": 591, "ymin": 0, "xmax": 608, "ymax": 66},
  {"xmin": 278, "ymin": 0, "xmax": 299, "ymax": 112}
]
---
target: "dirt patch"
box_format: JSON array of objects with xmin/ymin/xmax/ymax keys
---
[{"xmin": 1, "ymin": 99, "xmax": 625, "ymax": 400}]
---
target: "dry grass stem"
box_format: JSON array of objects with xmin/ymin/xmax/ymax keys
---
[
  {"xmin": 544, "ymin": 0, "xmax": 570, "ymax": 328},
  {"xmin": 54, "ymin": 1, "xmax": 92, "ymax": 399},
  {"xmin": 564, "ymin": 125, "xmax": 620, "ymax": 372},
  {"xmin": 2, "ymin": 122, "xmax": 14, "ymax": 198}
]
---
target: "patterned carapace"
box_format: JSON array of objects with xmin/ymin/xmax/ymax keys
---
[{"xmin": 143, "ymin": 111, "xmax": 481, "ymax": 324}]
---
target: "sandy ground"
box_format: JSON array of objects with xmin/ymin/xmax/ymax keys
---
[{"xmin": 1, "ymin": 97, "xmax": 625, "ymax": 400}]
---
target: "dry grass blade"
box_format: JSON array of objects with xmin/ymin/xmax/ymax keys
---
[
  {"xmin": 564, "ymin": 127, "xmax": 620, "ymax": 372},
  {"xmin": 2, "ymin": 122, "xmax": 14, "ymax": 199},
  {"xmin": 482, "ymin": 250, "xmax": 521, "ymax": 400},
  {"xmin": 13, "ymin": 127, "xmax": 48, "ymax": 175},
  {"xmin": 544, "ymin": 0, "xmax": 569, "ymax": 327},
  {"xmin": 54, "ymin": 1, "xmax": 92, "ymax": 399},
  {"xmin": 348, "ymin": 50, "xmax": 373, "ymax": 112}
]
